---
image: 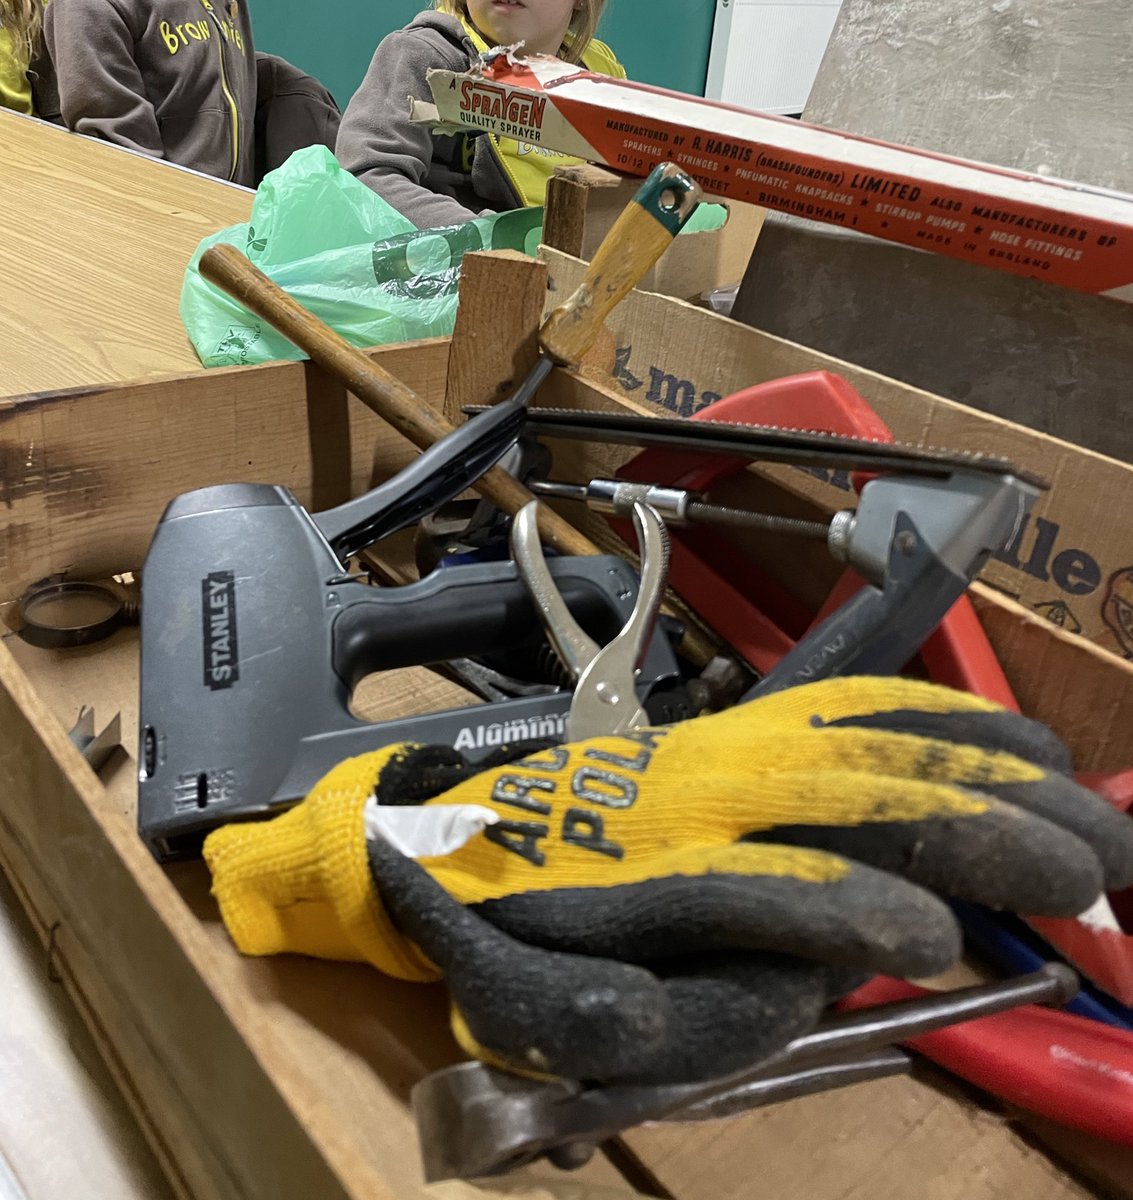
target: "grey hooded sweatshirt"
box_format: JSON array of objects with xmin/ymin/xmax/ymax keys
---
[
  {"xmin": 335, "ymin": 12, "xmax": 520, "ymax": 229},
  {"xmin": 43, "ymin": 0, "xmax": 257, "ymax": 185}
]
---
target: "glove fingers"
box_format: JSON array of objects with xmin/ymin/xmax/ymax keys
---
[
  {"xmin": 367, "ymin": 836, "xmax": 673, "ymax": 1081},
  {"xmin": 609, "ymin": 951, "xmax": 829, "ymax": 1085},
  {"xmin": 750, "ymin": 779, "xmax": 1104, "ymax": 916},
  {"xmin": 474, "ymin": 843, "xmax": 961, "ymax": 978},
  {"xmin": 826, "ymin": 706, "xmax": 1073, "ymax": 773},
  {"xmin": 722, "ymin": 676, "xmax": 1004, "ymax": 730},
  {"xmin": 978, "ymin": 777, "xmax": 1133, "ymax": 892},
  {"xmin": 781, "ymin": 719, "xmax": 1133, "ymax": 891}
]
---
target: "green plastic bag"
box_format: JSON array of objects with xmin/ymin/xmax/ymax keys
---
[{"xmin": 180, "ymin": 145, "xmax": 544, "ymax": 368}]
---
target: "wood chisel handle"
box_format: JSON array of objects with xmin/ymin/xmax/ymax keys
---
[
  {"xmin": 539, "ymin": 163, "xmax": 701, "ymax": 366},
  {"xmin": 197, "ymin": 242, "xmax": 594, "ymax": 559}
]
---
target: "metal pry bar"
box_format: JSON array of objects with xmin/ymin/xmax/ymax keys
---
[
  {"xmin": 510, "ymin": 499, "xmax": 671, "ymax": 740},
  {"xmin": 411, "ymin": 965, "xmax": 1078, "ymax": 1181}
]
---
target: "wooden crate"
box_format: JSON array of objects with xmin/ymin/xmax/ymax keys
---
[{"xmin": 1, "ymin": 253, "xmax": 1131, "ymax": 1200}]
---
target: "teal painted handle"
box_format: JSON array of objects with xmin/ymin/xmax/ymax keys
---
[{"xmin": 540, "ymin": 162, "xmax": 702, "ymax": 365}]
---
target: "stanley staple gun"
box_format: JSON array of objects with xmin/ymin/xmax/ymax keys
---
[{"xmin": 136, "ymin": 397, "xmax": 685, "ymax": 862}]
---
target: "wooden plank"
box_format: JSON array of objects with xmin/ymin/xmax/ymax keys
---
[
  {"xmin": 442, "ymin": 249, "xmax": 618, "ymax": 429},
  {"xmin": 0, "ymin": 813, "xmax": 206, "ymax": 1200},
  {"xmin": 0, "ymin": 868, "xmax": 176, "ymax": 1200},
  {"xmin": 621, "ymin": 1074, "xmax": 1094, "ymax": 1200},
  {"xmin": 543, "ymin": 170, "xmax": 594, "ymax": 259},
  {"xmin": 0, "ymin": 636, "xmax": 357, "ymax": 1200},
  {"xmin": 443, "ymin": 251, "xmax": 546, "ymax": 423},
  {"xmin": 0, "ymin": 339, "xmax": 451, "ymax": 604},
  {"xmin": 971, "ymin": 584, "xmax": 1133, "ymax": 771},
  {"xmin": 0, "ymin": 111, "xmax": 253, "ymax": 394}
]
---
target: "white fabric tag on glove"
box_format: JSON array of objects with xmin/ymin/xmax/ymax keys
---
[
  {"xmin": 1076, "ymin": 893, "xmax": 1123, "ymax": 933},
  {"xmin": 363, "ymin": 800, "xmax": 499, "ymax": 859}
]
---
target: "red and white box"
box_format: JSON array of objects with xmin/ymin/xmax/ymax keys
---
[{"xmin": 414, "ymin": 53, "xmax": 1133, "ymax": 303}]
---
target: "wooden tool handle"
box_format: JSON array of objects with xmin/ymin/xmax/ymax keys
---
[
  {"xmin": 198, "ymin": 243, "xmax": 594, "ymax": 558},
  {"xmin": 539, "ymin": 163, "xmax": 701, "ymax": 366}
]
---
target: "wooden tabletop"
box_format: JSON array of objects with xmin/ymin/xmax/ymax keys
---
[{"xmin": 0, "ymin": 111, "xmax": 253, "ymax": 397}]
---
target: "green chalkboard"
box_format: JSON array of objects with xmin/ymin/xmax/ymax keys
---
[{"xmin": 250, "ymin": 1, "xmax": 714, "ymax": 114}]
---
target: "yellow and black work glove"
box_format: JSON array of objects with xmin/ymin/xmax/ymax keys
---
[{"xmin": 203, "ymin": 676, "xmax": 1133, "ymax": 1086}]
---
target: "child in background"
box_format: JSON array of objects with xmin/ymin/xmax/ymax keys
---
[
  {"xmin": 0, "ymin": 0, "xmax": 39, "ymax": 114},
  {"xmin": 336, "ymin": 0, "xmax": 624, "ymax": 229},
  {"xmin": 41, "ymin": 0, "xmax": 257, "ymax": 185}
]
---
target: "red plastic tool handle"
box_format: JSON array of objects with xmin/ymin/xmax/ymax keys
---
[
  {"xmin": 616, "ymin": 370, "xmax": 1018, "ymax": 706},
  {"xmin": 840, "ymin": 976, "xmax": 1133, "ymax": 1145}
]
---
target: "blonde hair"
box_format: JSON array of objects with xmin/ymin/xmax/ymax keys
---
[
  {"xmin": 0, "ymin": 0, "xmax": 41, "ymax": 62},
  {"xmin": 435, "ymin": 0, "xmax": 606, "ymax": 64}
]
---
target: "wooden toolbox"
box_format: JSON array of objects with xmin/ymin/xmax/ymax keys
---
[{"xmin": 2, "ymin": 246, "xmax": 1133, "ymax": 1200}]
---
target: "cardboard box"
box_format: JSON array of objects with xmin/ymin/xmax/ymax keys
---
[
  {"xmin": 415, "ymin": 56, "xmax": 1133, "ymax": 303},
  {"xmin": 538, "ymin": 246, "xmax": 1133, "ymax": 660}
]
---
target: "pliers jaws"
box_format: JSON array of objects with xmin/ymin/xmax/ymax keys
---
[{"xmin": 510, "ymin": 500, "xmax": 671, "ymax": 740}]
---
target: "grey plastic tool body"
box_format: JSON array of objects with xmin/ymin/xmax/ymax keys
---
[
  {"xmin": 749, "ymin": 470, "xmax": 1039, "ymax": 698},
  {"xmin": 137, "ymin": 483, "xmax": 680, "ymax": 861}
]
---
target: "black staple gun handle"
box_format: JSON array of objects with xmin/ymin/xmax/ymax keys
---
[{"xmin": 333, "ymin": 572, "xmax": 626, "ymax": 688}]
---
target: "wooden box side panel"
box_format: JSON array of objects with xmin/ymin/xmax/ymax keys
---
[
  {"xmin": 971, "ymin": 583, "xmax": 1133, "ymax": 770},
  {"xmin": 0, "ymin": 640, "xmax": 356, "ymax": 1200},
  {"xmin": 0, "ymin": 341, "xmax": 450, "ymax": 603}
]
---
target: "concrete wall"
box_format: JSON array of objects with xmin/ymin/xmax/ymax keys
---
[{"xmin": 733, "ymin": 0, "xmax": 1133, "ymax": 460}]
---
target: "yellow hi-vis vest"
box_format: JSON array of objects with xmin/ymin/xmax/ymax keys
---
[{"xmin": 461, "ymin": 21, "xmax": 626, "ymax": 208}]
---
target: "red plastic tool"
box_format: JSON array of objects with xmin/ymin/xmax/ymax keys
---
[
  {"xmin": 840, "ymin": 975, "xmax": 1133, "ymax": 1146},
  {"xmin": 615, "ymin": 370, "xmax": 1133, "ymax": 772},
  {"xmin": 613, "ymin": 370, "xmax": 1017, "ymax": 705}
]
